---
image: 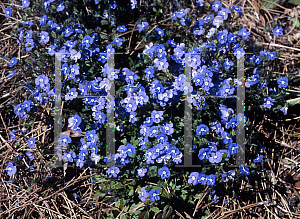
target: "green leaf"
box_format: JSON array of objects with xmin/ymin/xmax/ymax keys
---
[
  {"xmin": 162, "ymin": 205, "xmax": 173, "ymax": 219},
  {"xmin": 151, "ymin": 206, "xmax": 160, "ymax": 213},
  {"xmin": 128, "ymin": 187, "xmax": 134, "ymax": 196},
  {"xmin": 137, "ymin": 211, "xmax": 149, "ymax": 219},
  {"xmin": 121, "ymin": 138, "xmax": 127, "ymax": 144},
  {"xmin": 103, "ymin": 196, "xmax": 115, "ymax": 203},
  {"xmin": 100, "ymin": 34, "xmax": 108, "ymax": 39},
  {"xmin": 101, "ymin": 20, "xmax": 109, "ymax": 25},
  {"xmin": 261, "ymin": 0, "xmax": 279, "ymax": 9},
  {"xmin": 287, "ymin": 97, "xmax": 300, "ymax": 106},
  {"xmin": 161, "ymin": 189, "xmax": 170, "ymax": 199},
  {"xmin": 94, "ymin": 191, "xmax": 106, "ymax": 200},
  {"xmin": 292, "ymin": 18, "xmax": 300, "ymax": 28},
  {"xmin": 289, "ymin": 0, "xmax": 300, "ymax": 4},
  {"xmin": 194, "ymin": 194, "xmax": 202, "ymax": 199},
  {"xmin": 132, "ymin": 139, "xmax": 139, "ymax": 147},
  {"xmin": 51, "ymin": 32, "xmax": 56, "ymax": 38}
]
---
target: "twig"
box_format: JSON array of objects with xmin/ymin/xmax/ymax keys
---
[{"xmin": 262, "ymin": 43, "xmax": 300, "ymax": 52}]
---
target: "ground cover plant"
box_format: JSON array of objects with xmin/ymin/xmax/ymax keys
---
[{"xmin": 1, "ymin": 0, "xmax": 300, "ymax": 218}]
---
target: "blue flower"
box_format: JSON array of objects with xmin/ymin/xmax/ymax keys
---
[
  {"xmin": 6, "ymin": 162, "xmax": 17, "ymax": 176},
  {"xmin": 14, "ymin": 104, "xmax": 27, "ymax": 119},
  {"xmin": 109, "ymin": 1, "xmax": 117, "ymax": 9},
  {"xmin": 126, "ymin": 99, "xmax": 137, "ymax": 112},
  {"xmin": 234, "ymin": 47, "xmax": 245, "ymax": 59},
  {"xmin": 149, "ymin": 189, "xmax": 160, "ymax": 201},
  {"xmin": 253, "ymin": 155, "xmax": 263, "ymax": 163},
  {"xmin": 206, "ymin": 174, "xmax": 215, "ymax": 186},
  {"xmin": 63, "ymin": 27, "xmax": 74, "ymax": 37},
  {"xmin": 139, "ymin": 187, "xmax": 149, "ymax": 201},
  {"xmin": 160, "ymin": 122, "xmax": 174, "ymax": 135},
  {"xmin": 39, "ymin": 31, "xmax": 49, "ymax": 43},
  {"xmin": 10, "ymin": 130, "xmax": 16, "ymax": 141},
  {"xmin": 158, "ymin": 166, "xmax": 170, "ymax": 179},
  {"xmin": 61, "ymin": 135, "xmax": 71, "ymax": 146},
  {"xmin": 86, "ymin": 130, "xmax": 98, "ymax": 142},
  {"xmin": 211, "ymin": 190, "xmax": 219, "ymax": 203},
  {"xmin": 137, "ymin": 22, "xmax": 149, "ymax": 32},
  {"xmin": 47, "ymin": 45, "xmax": 57, "ymax": 56},
  {"xmin": 223, "ymin": 58, "xmax": 233, "ymax": 70},
  {"xmin": 28, "ymin": 137, "xmax": 36, "ymax": 149},
  {"xmin": 212, "ymin": 1, "xmax": 222, "ymax": 12},
  {"xmin": 125, "ymin": 143, "xmax": 136, "ymax": 156},
  {"xmin": 26, "ymin": 151, "xmax": 34, "ymax": 161},
  {"xmin": 239, "ymin": 164, "xmax": 250, "ymax": 175},
  {"xmin": 155, "ymin": 27, "xmax": 164, "ymax": 38},
  {"xmin": 35, "ymin": 74, "xmax": 49, "ymax": 88},
  {"xmin": 188, "ymin": 172, "xmax": 199, "ymax": 185},
  {"xmin": 22, "ymin": 0, "xmax": 30, "ymax": 8},
  {"xmin": 262, "ymin": 96, "xmax": 275, "ymax": 109},
  {"xmin": 107, "ymin": 166, "xmax": 120, "ymax": 178},
  {"xmin": 68, "ymin": 114, "xmax": 82, "ymax": 132},
  {"xmin": 198, "ymin": 148, "xmax": 211, "ymax": 160},
  {"xmin": 129, "ymin": 111, "xmax": 137, "ymax": 123},
  {"xmin": 65, "ymin": 88, "xmax": 78, "ymax": 101},
  {"xmin": 5, "ymin": 7, "xmax": 11, "ymax": 18},
  {"xmin": 22, "ymin": 100, "xmax": 32, "ymax": 112},
  {"xmin": 40, "ymin": 14, "xmax": 47, "ymax": 25},
  {"xmin": 57, "ymin": 1, "xmax": 65, "ymax": 12},
  {"xmin": 209, "ymin": 151, "xmax": 223, "ymax": 163},
  {"xmin": 112, "ymin": 37, "xmax": 123, "ymax": 46},
  {"xmin": 145, "ymin": 148, "xmax": 156, "ymax": 163},
  {"xmin": 222, "ymin": 170, "xmax": 235, "ymax": 182},
  {"xmin": 217, "ymin": 29, "xmax": 228, "ymax": 44},
  {"xmin": 117, "ymin": 25, "xmax": 127, "ymax": 33},
  {"xmin": 149, "ymin": 126, "xmax": 159, "ymax": 138},
  {"xmin": 218, "ymin": 7, "xmax": 230, "ymax": 20},
  {"xmin": 145, "ymin": 66, "xmax": 154, "ymax": 81},
  {"xmin": 196, "ymin": 0, "xmax": 204, "ymax": 6},
  {"xmin": 238, "ymin": 28, "xmax": 250, "ymax": 40},
  {"xmin": 228, "ymin": 142, "xmax": 238, "ymax": 158},
  {"xmin": 280, "ymin": 106, "xmax": 288, "ymax": 115},
  {"xmin": 167, "ymin": 145, "xmax": 180, "ymax": 158},
  {"xmin": 213, "ymin": 15, "xmax": 223, "ymax": 28},
  {"xmin": 227, "ymin": 33, "xmax": 237, "ymax": 44},
  {"xmin": 267, "ymin": 51, "xmax": 276, "ymax": 60},
  {"xmin": 82, "ymin": 35, "xmax": 94, "ymax": 48},
  {"xmin": 69, "ymin": 64, "xmax": 80, "ymax": 78},
  {"xmin": 221, "ymin": 131, "xmax": 233, "ymax": 144},
  {"xmin": 218, "ymin": 83, "xmax": 234, "ymax": 97},
  {"xmin": 151, "ymin": 110, "xmax": 164, "ymax": 123},
  {"xmin": 137, "ymin": 167, "xmax": 147, "ymax": 177},
  {"xmin": 130, "ymin": 0, "xmax": 137, "ymax": 9},
  {"xmin": 8, "ymin": 57, "xmax": 18, "ymax": 67},
  {"xmin": 106, "ymin": 44, "xmax": 115, "ymax": 54},
  {"xmin": 273, "ymin": 26, "xmax": 283, "ymax": 37},
  {"xmin": 125, "ymin": 70, "xmax": 137, "ymax": 84},
  {"xmin": 254, "ymin": 56, "xmax": 263, "ymax": 65},
  {"xmin": 277, "ymin": 77, "xmax": 288, "ymax": 88},
  {"xmin": 25, "ymin": 39, "xmax": 35, "ymax": 51},
  {"xmin": 197, "ymin": 173, "xmax": 207, "ymax": 185},
  {"xmin": 232, "ymin": 5, "xmax": 242, "ymax": 16},
  {"xmin": 196, "ymin": 124, "xmax": 209, "ymax": 135}
]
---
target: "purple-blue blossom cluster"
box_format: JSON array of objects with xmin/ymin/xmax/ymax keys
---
[{"xmin": 4, "ymin": 0, "xmax": 287, "ymax": 210}]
